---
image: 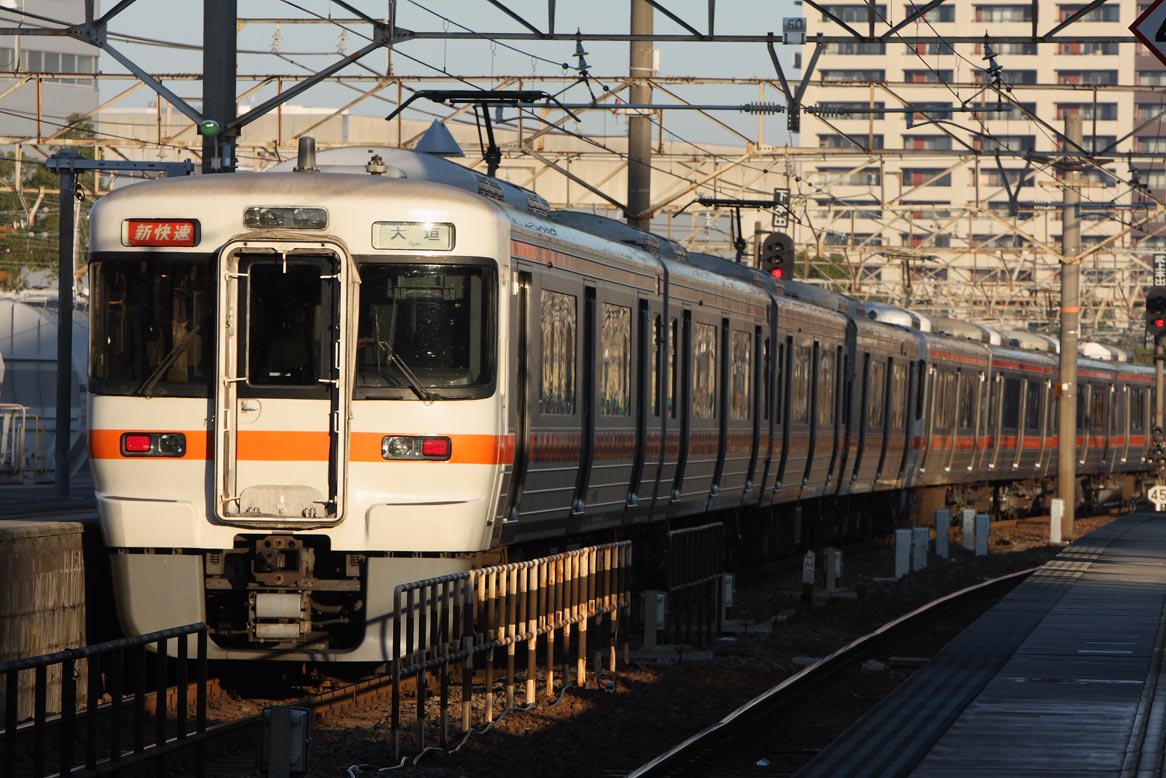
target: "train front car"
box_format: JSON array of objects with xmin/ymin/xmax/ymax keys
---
[{"xmin": 88, "ymin": 170, "xmax": 511, "ymax": 660}]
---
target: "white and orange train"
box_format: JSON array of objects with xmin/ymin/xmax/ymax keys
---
[{"xmin": 87, "ymin": 141, "xmax": 1156, "ymax": 661}]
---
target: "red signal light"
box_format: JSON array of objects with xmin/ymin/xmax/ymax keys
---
[
  {"xmin": 771, "ymin": 267, "xmax": 784, "ymax": 279},
  {"xmin": 1156, "ymin": 317, "xmax": 1165, "ymax": 330}
]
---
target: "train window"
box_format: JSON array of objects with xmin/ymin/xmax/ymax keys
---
[
  {"xmin": 869, "ymin": 359, "xmax": 886, "ymax": 429},
  {"xmin": 355, "ymin": 263, "xmax": 497, "ymax": 399},
  {"xmin": 1076, "ymin": 387, "xmax": 1088, "ymax": 430},
  {"xmin": 600, "ymin": 303, "xmax": 631, "ymax": 416},
  {"xmin": 934, "ymin": 370, "xmax": 956, "ymax": 428},
  {"xmin": 1002, "ymin": 377, "xmax": 1021, "ymax": 429},
  {"xmin": 763, "ymin": 337, "xmax": 772, "ymax": 422},
  {"xmin": 247, "ymin": 263, "xmax": 325, "ymax": 387},
  {"xmin": 1024, "ymin": 380, "xmax": 1041, "ymax": 433},
  {"xmin": 1089, "ymin": 387, "xmax": 1107, "ymax": 431},
  {"xmin": 90, "ymin": 257, "xmax": 213, "ymax": 396},
  {"xmin": 890, "ymin": 362, "xmax": 907, "ymax": 428},
  {"xmin": 731, "ymin": 330, "xmax": 752, "ymax": 419},
  {"xmin": 539, "ymin": 289, "xmax": 577, "ymax": 414},
  {"xmin": 669, "ymin": 318, "xmax": 678, "ymax": 418},
  {"xmin": 651, "ymin": 315, "xmax": 661, "ymax": 417},
  {"xmin": 818, "ymin": 349, "xmax": 836, "ymax": 425},
  {"xmin": 1132, "ymin": 388, "xmax": 1147, "ymax": 433},
  {"xmin": 692, "ymin": 322, "xmax": 717, "ymax": 419},
  {"xmin": 792, "ymin": 345, "xmax": 811, "ymax": 424},
  {"xmin": 957, "ymin": 373, "xmax": 975, "ymax": 430}
]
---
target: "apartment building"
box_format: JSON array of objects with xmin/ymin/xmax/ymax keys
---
[
  {"xmin": 799, "ymin": 0, "xmax": 1156, "ymax": 338},
  {"xmin": 0, "ymin": 0, "xmax": 99, "ymax": 139}
]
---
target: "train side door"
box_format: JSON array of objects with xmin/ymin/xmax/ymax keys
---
[{"xmin": 214, "ymin": 242, "xmax": 351, "ymax": 523}]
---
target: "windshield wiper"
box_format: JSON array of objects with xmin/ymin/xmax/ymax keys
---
[
  {"xmin": 387, "ymin": 351, "xmax": 439, "ymax": 403},
  {"xmin": 135, "ymin": 323, "xmax": 202, "ymax": 397}
]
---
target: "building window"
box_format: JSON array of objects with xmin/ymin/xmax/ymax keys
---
[
  {"xmin": 730, "ymin": 331, "xmax": 751, "ymax": 420},
  {"xmin": 826, "ymin": 42, "xmax": 886, "ymax": 55},
  {"xmin": 1058, "ymin": 41, "xmax": 1119, "ymax": 55},
  {"xmin": 600, "ymin": 303, "xmax": 631, "ymax": 416},
  {"xmin": 914, "ymin": 41, "xmax": 957, "ymax": 55},
  {"xmin": 908, "ymin": 102, "xmax": 954, "ymax": 125},
  {"xmin": 539, "ymin": 290, "xmax": 576, "ymax": 415},
  {"xmin": 976, "ymin": 5, "xmax": 1033, "ymax": 22},
  {"xmin": 976, "ymin": 41, "xmax": 1037, "ymax": 55},
  {"xmin": 5, "ymin": 48, "xmax": 98, "ymax": 85},
  {"xmin": 818, "ymin": 168, "xmax": 881, "ymax": 186},
  {"xmin": 1136, "ymin": 136, "xmax": 1166, "ymax": 153},
  {"xmin": 904, "ymin": 70, "xmax": 952, "ymax": 83},
  {"xmin": 904, "ymin": 135, "xmax": 953, "ymax": 151},
  {"xmin": 821, "ymin": 4, "xmax": 887, "ymax": 22},
  {"xmin": 1060, "ymin": 70, "xmax": 1118, "ymax": 85},
  {"xmin": 692, "ymin": 322, "xmax": 717, "ymax": 420},
  {"xmin": 902, "ymin": 169, "xmax": 952, "ymax": 187},
  {"xmin": 820, "ymin": 69, "xmax": 886, "ymax": 81},
  {"xmin": 908, "ymin": 3, "xmax": 954, "ymax": 22},
  {"xmin": 1139, "ymin": 71, "xmax": 1166, "ymax": 87},
  {"xmin": 977, "ymin": 69, "xmax": 1037, "ymax": 84},
  {"xmin": 1058, "ymin": 4, "xmax": 1120, "ymax": 21},
  {"xmin": 817, "ymin": 101, "xmax": 886, "ymax": 119},
  {"xmin": 979, "ymin": 135, "xmax": 1036, "ymax": 152},
  {"xmin": 819, "ymin": 133, "xmax": 885, "ymax": 149},
  {"xmin": 1136, "ymin": 103, "xmax": 1166, "ymax": 121},
  {"xmin": 1056, "ymin": 103, "xmax": 1118, "ymax": 121}
]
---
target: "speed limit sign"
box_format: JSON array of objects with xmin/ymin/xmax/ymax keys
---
[{"xmin": 1149, "ymin": 484, "xmax": 1166, "ymax": 511}]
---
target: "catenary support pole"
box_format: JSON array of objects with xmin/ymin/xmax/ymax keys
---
[
  {"xmin": 1057, "ymin": 112, "xmax": 1082, "ymax": 540},
  {"xmin": 54, "ymin": 154, "xmax": 77, "ymax": 498},
  {"xmin": 203, "ymin": 0, "xmax": 239, "ymax": 172},
  {"xmin": 627, "ymin": 0, "xmax": 653, "ymax": 230}
]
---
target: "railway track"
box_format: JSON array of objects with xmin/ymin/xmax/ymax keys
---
[{"xmin": 625, "ymin": 568, "xmax": 1035, "ymax": 778}]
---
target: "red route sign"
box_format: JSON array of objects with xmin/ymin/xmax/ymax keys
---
[{"xmin": 1132, "ymin": 0, "xmax": 1166, "ymax": 69}]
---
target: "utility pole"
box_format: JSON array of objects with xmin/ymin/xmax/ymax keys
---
[
  {"xmin": 1057, "ymin": 113, "xmax": 1082, "ymax": 540},
  {"xmin": 627, "ymin": 0, "xmax": 653, "ymax": 231},
  {"xmin": 202, "ymin": 0, "xmax": 238, "ymax": 172}
]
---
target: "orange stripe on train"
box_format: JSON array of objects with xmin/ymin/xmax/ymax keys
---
[{"xmin": 90, "ymin": 429, "xmax": 514, "ymax": 465}]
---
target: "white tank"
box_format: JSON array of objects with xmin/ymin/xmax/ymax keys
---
[{"xmin": 0, "ymin": 288, "xmax": 89, "ymax": 482}]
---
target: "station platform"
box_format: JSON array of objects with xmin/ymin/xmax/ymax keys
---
[
  {"xmin": 0, "ymin": 471, "xmax": 96, "ymax": 520},
  {"xmin": 796, "ymin": 512, "xmax": 1166, "ymax": 777}
]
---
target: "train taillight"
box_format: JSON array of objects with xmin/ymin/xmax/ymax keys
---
[
  {"xmin": 120, "ymin": 432, "xmax": 187, "ymax": 457},
  {"xmin": 381, "ymin": 435, "xmax": 452, "ymax": 461}
]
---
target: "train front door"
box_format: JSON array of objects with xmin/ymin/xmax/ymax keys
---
[{"xmin": 214, "ymin": 242, "xmax": 352, "ymax": 523}]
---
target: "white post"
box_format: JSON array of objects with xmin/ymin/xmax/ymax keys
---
[
  {"xmin": 935, "ymin": 509, "xmax": 950, "ymax": 559},
  {"xmin": 974, "ymin": 513, "xmax": 990, "ymax": 556},
  {"xmin": 825, "ymin": 548, "xmax": 842, "ymax": 593},
  {"xmin": 895, "ymin": 529, "xmax": 912, "ymax": 579},
  {"xmin": 911, "ymin": 527, "xmax": 929, "ymax": 571},
  {"xmin": 1050, "ymin": 499, "xmax": 1064, "ymax": 545},
  {"xmin": 962, "ymin": 508, "xmax": 976, "ymax": 550}
]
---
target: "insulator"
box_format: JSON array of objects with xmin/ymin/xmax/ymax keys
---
[{"xmin": 742, "ymin": 102, "xmax": 786, "ymax": 115}]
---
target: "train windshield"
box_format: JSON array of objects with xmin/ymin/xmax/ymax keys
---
[
  {"xmin": 90, "ymin": 257, "xmax": 213, "ymax": 396},
  {"xmin": 355, "ymin": 261, "xmax": 496, "ymax": 399}
]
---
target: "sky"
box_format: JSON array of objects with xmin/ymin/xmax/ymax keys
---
[{"xmin": 77, "ymin": 0, "xmax": 803, "ymax": 147}]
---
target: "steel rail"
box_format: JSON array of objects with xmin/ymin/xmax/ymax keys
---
[{"xmin": 626, "ymin": 566, "xmax": 1037, "ymax": 778}]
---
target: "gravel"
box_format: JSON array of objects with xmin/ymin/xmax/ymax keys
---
[{"xmin": 217, "ymin": 514, "xmax": 1119, "ymax": 777}]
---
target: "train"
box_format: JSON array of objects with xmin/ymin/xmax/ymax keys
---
[{"xmin": 86, "ymin": 139, "xmax": 1156, "ymax": 661}]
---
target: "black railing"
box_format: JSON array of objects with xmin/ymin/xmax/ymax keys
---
[
  {"xmin": 1, "ymin": 623, "xmax": 208, "ymax": 778},
  {"xmin": 664, "ymin": 523, "xmax": 725, "ymax": 647}
]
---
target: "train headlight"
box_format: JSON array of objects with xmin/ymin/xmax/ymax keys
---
[{"xmin": 381, "ymin": 435, "xmax": 452, "ymax": 461}]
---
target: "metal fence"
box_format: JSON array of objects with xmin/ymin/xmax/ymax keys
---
[
  {"xmin": 390, "ymin": 541, "xmax": 632, "ymax": 759},
  {"xmin": 1, "ymin": 623, "xmax": 208, "ymax": 778},
  {"xmin": 662, "ymin": 523, "xmax": 725, "ymax": 648}
]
